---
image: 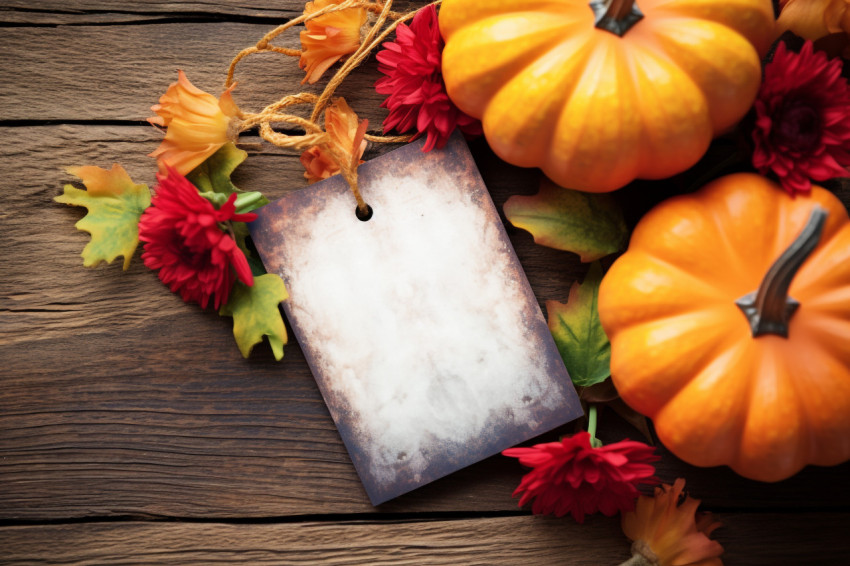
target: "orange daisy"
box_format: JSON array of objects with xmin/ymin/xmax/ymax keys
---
[
  {"xmin": 299, "ymin": 0, "xmax": 367, "ymax": 84},
  {"xmin": 621, "ymin": 479, "xmax": 724, "ymax": 566},
  {"xmin": 301, "ymin": 97, "xmax": 368, "ymax": 183},
  {"xmin": 148, "ymin": 70, "xmax": 239, "ymax": 175}
]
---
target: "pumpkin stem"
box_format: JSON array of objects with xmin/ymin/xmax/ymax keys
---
[
  {"xmin": 590, "ymin": 0, "xmax": 643, "ymax": 37},
  {"xmin": 735, "ymin": 206, "xmax": 828, "ymax": 338}
]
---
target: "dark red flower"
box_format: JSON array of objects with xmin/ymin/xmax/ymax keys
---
[
  {"xmin": 752, "ymin": 40, "xmax": 850, "ymax": 194},
  {"xmin": 503, "ymin": 432, "xmax": 659, "ymax": 523},
  {"xmin": 138, "ymin": 169, "xmax": 256, "ymax": 309},
  {"xmin": 375, "ymin": 4, "xmax": 481, "ymax": 151}
]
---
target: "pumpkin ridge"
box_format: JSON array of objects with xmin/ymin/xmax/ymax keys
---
[
  {"xmin": 484, "ymin": 28, "xmax": 597, "ymax": 169},
  {"xmin": 611, "ymin": 307, "xmax": 743, "ymax": 416},
  {"xmin": 640, "ymin": 0, "xmax": 775, "ymax": 56},
  {"xmin": 643, "ymin": 17, "xmax": 762, "ymax": 132},
  {"xmin": 654, "ymin": 337, "xmax": 753, "ymax": 467},
  {"xmin": 786, "ymin": 335, "xmax": 850, "ymax": 468},
  {"xmin": 620, "ymin": 41, "xmax": 712, "ymax": 180},
  {"xmin": 438, "ymin": 0, "xmax": 581, "ymax": 40},
  {"xmin": 626, "ymin": 239, "xmax": 734, "ymax": 293},
  {"xmin": 775, "ymin": 337, "xmax": 843, "ymax": 472},
  {"xmin": 733, "ymin": 341, "xmax": 808, "ymax": 481},
  {"xmin": 545, "ymin": 36, "xmax": 643, "ymax": 190},
  {"xmin": 442, "ymin": 13, "xmax": 586, "ymax": 120}
]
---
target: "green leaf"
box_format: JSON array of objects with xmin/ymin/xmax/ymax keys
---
[
  {"xmin": 547, "ymin": 262, "xmax": 610, "ymax": 388},
  {"xmin": 55, "ymin": 164, "xmax": 151, "ymax": 270},
  {"xmin": 198, "ymin": 190, "xmax": 268, "ymax": 215},
  {"xmin": 504, "ymin": 178, "xmax": 627, "ymax": 262},
  {"xmin": 187, "ymin": 142, "xmax": 246, "ymax": 194},
  {"xmin": 220, "ymin": 274, "xmax": 289, "ymax": 360},
  {"xmin": 187, "ymin": 142, "xmax": 269, "ymax": 214}
]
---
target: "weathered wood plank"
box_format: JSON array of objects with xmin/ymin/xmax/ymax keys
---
[
  {"xmin": 0, "ymin": 514, "xmax": 847, "ymax": 565},
  {"xmin": 0, "ymin": 1, "xmax": 419, "ymax": 25},
  {"xmin": 0, "ymin": 13, "xmax": 419, "ymax": 123},
  {"xmin": 0, "ymin": 1, "xmax": 303, "ymax": 24}
]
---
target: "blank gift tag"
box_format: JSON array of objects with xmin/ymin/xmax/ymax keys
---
[{"xmin": 250, "ymin": 133, "xmax": 582, "ymax": 505}]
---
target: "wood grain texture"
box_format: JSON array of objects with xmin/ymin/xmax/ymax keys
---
[
  {"xmin": 3, "ymin": 123, "xmax": 850, "ymax": 521},
  {"xmin": 3, "ymin": 6, "xmax": 850, "ymax": 565},
  {"xmin": 0, "ymin": 0, "xmax": 418, "ymax": 24},
  {"xmin": 1, "ymin": 514, "xmax": 848, "ymax": 565},
  {"xmin": 0, "ymin": 17, "xmax": 415, "ymax": 123}
]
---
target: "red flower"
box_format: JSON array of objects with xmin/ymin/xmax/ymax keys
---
[
  {"xmin": 503, "ymin": 432, "xmax": 659, "ymax": 523},
  {"xmin": 375, "ymin": 5, "xmax": 481, "ymax": 152},
  {"xmin": 752, "ymin": 40, "xmax": 850, "ymax": 194},
  {"xmin": 138, "ymin": 169, "xmax": 256, "ymax": 309}
]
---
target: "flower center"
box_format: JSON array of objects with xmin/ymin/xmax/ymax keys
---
[{"xmin": 774, "ymin": 99, "xmax": 822, "ymax": 153}]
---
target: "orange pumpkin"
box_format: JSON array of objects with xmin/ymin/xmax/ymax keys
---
[
  {"xmin": 439, "ymin": 0, "xmax": 775, "ymax": 192},
  {"xmin": 598, "ymin": 173, "xmax": 850, "ymax": 481}
]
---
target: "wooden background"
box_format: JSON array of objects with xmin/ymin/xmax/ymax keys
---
[{"xmin": 1, "ymin": 1, "xmax": 849, "ymax": 563}]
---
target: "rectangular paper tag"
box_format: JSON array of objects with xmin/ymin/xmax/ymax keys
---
[{"xmin": 250, "ymin": 133, "xmax": 582, "ymax": 504}]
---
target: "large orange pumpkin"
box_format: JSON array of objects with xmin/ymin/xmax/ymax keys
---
[
  {"xmin": 598, "ymin": 173, "xmax": 850, "ymax": 482},
  {"xmin": 439, "ymin": 0, "xmax": 775, "ymax": 192}
]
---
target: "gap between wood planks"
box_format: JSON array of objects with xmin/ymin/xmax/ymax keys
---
[
  {"xmin": 0, "ymin": 509, "xmax": 529, "ymax": 528},
  {"xmin": 0, "ymin": 1, "xmax": 419, "ymax": 26}
]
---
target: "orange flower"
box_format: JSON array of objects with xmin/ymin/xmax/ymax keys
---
[
  {"xmin": 300, "ymin": 98, "xmax": 368, "ymax": 183},
  {"xmin": 148, "ymin": 71, "xmax": 239, "ymax": 175},
  {"xmin": 778, "ymin": 0, "xmax": 850, "ymax": 54},
  {"xmin": 299, "ymin": 0, "xmax": 367, "ymax": 84},
  {"xmin": 620, "ymin": 479, "xmax": 724, "ymax": 566}
]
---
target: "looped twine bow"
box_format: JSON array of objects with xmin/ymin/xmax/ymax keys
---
[{"xmin": 224, "ymin": 0, "xmax": 438, "ymax": 215}]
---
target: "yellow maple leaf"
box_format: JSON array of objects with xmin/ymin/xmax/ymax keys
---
[{"xmin": 55, "ymin": 164, "xmax": 151, "ymax": 270}]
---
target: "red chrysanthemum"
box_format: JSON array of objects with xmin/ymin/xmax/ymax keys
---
[
  {"xmin": 138, "ymin": 169, "xmax": 256, "ymax": 309},
  {"xmin": 752, "ymin": 40, "xmax": 850, "ymax": 194},
  {"xmin": 503, "ymin": 432, "xmax": 659, "ymax": 523},
  {"xmin": 375, "ymin": 4, "xmax": 481, "ymax": 152}
]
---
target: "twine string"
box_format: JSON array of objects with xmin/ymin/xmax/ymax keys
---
[{"xmin": 224, "ymin": 0, "xmax": 440, "ymax": 215}]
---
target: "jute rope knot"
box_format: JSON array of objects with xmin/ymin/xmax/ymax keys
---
[{"xmin": 224, "ymin": 0, "xmax": 440, "ymax": 215}]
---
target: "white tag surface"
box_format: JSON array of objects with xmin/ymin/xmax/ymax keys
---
[{"xmin": 251, "ymin": 134, "xmax": 581, "ymax": 504}]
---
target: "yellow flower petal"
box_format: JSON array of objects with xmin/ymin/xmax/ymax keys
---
[
  {"xmin": 147, "ymin": 70, "xmax": 238, "ymax": 175},
  {"xmin": 778, "ymin": 0, "xmax": 850, "ymax": 39},
  {"xmin": 622, "ymin": 479, "xmax": 724, "ymax": 566},
  {"xmin": 299, "ymin": 97, "xmax": 367, "ymax": 183},
  {"xmin": 299, "ymin": 0, "xmax": 366, "ymax": 84}
]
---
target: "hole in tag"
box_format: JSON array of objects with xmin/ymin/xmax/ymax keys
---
[{"xmin": 356, "ymin": 204, "xmax": 374, "ymax": 222}]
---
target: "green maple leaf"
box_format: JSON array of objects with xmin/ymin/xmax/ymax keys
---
[
  {"xmin": 504, "ymin": 178, "xmax": 627, "ymax": 262},
  {"xmin": 55, "ymin": 164, "xmax": 151, "ymax": 270},
  {"xmin": 220, "ymin": 274, "xmax": 289, "ymax": 360},
  {"xmin": 188, "ymin": 142, "xmax": 268, "ymax": 214},
  {"xmin": 547, "ymin": 262, "xmax": 610, "ymax": 388}
]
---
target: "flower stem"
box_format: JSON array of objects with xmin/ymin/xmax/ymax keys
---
[
  {"xmin": 587, "ymin": 404, "xmax": 602, "ymax": 448},
  {"xmin": 617, "ymin": 554, "xmax": 655, "ymax": 566},
  {"xmin": 617, "ymin": 542, "xmax": 659, "ymax": 566}
]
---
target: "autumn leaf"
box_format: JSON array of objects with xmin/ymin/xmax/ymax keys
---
[
  {"xmin": 187, "ymin": 142, "xmax": 268, "ymax": 214},
  {"xmin": 187, "ymin": 142, "xmax": 245, "ymax": 194},
  {"xmin": 55, "ymin": 164, "xmax": 151, "ymax": 270},
  {"xmin": 547, "ymin": 262, "xmax": 610, "ymax": 388},
  {"xmin": 504, "ymin": 178, "xmax": 627, "ymax": 262},
  {"xmin": 220, "ymin": 274, "xmax": 288, "ymax": 360}
]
